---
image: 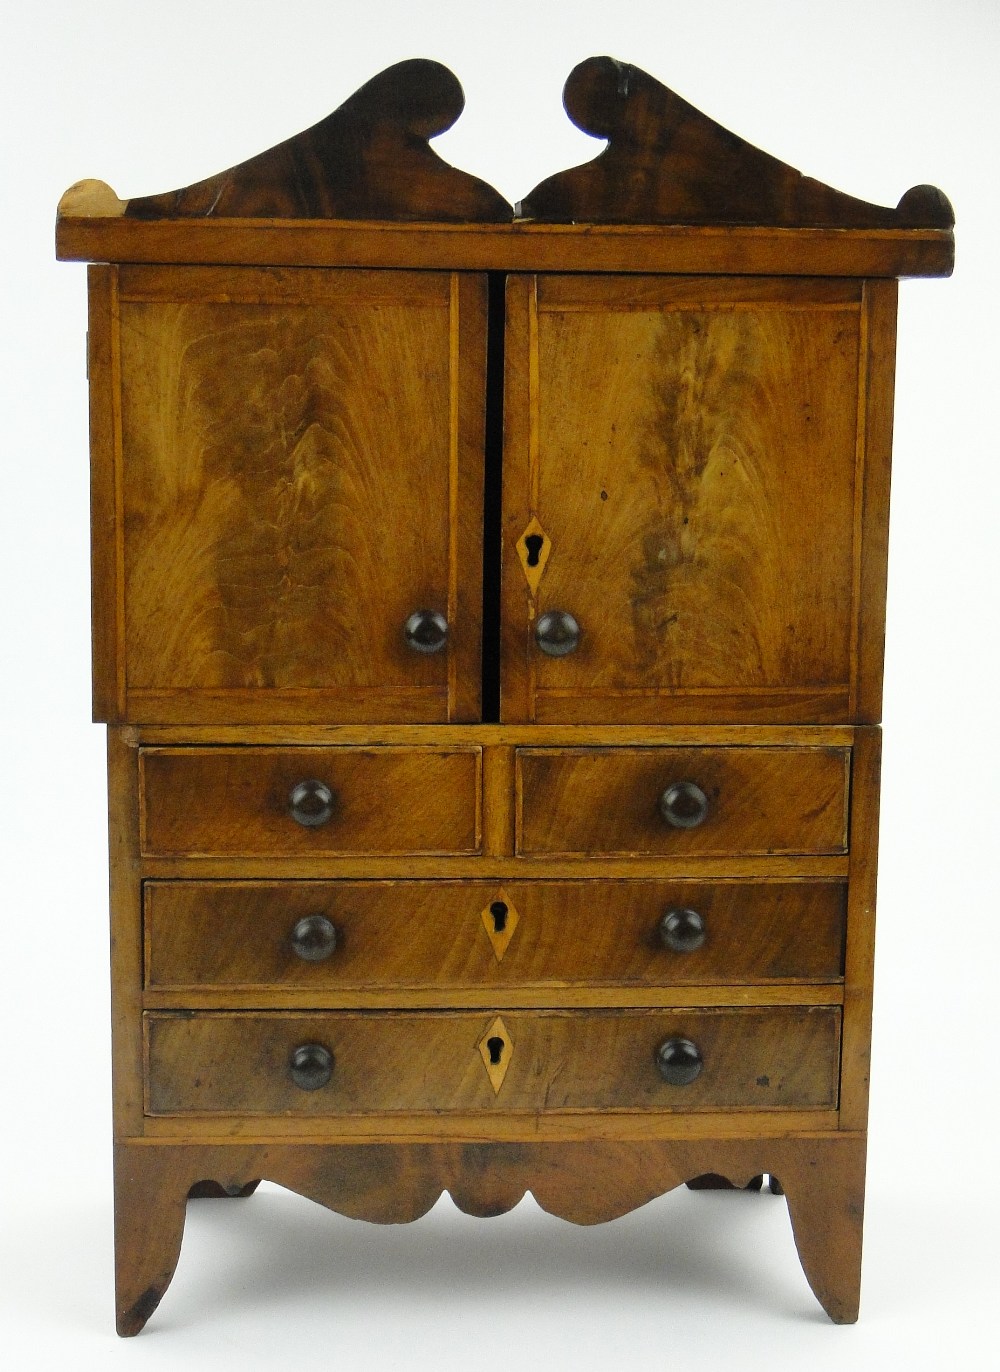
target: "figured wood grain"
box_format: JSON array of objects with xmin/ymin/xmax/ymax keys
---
[
  {"xmin": 143, "ymin": 986, "xmax": 844, "ymax": 1012},
  {"xmin": 517, "ymin": 746, "xmax": 849, "ymax": 857},
  {"xmin": 141, "ymin": 1109, "xmax": 840, "ymax": 1143},
  {"xmin": 452, "ymin": 273, "xmax": 488, "ymax": 719},
  {"xmin": 87, "ymin": 265, "xmax": 124, "ymax": 720},
  {"xmin": 535, "ymin": 275, "xmax": 864, "ymax": 308},
  {"xmin": 131, "ymin": 722, "xmax": 859, "ymax": 747},
  {"xmin": 121, "ymin": 727, "xmax": 855, "ymax": 877},
  {"xmin": 531, "ymin": 690, "xmax": 852, "ymax": 725},
  {"xmin": 144, "ymin": 1007, "xmax": 840, "ymax": 1116},
  {"xmin": 839, "ymin": 727, "xmax": 881, "ymax": 1131},
  {"xmin": 115, "ymin": 265, "xmax": 485, "ymax": 724},
  {"xmin": 139, "ymin": 746, "xmax": 481, "ymax": 857},
  {"xmin": 116, "ymin": 263, "xmax": 453, "ymax": 303},
  {"xmin": 62, "ymin": 55, "xmax": 947, "ymax": 1338},
  {"xmin": 125, "ymin": 688, "xmax": 446, "ymax": 725},
  {"xmin": 501, "ymin": 275, "xmax": 864, "ymax": 724},
  {"xmin": 519, "ymin": 56, "xmax": 953, "ymax": 232},
  {"xmin": 140, "ymin": 854, "xmax": 851, "ymax": 881},
  {"xmin": 125, "ymin": 60, "xmax": 511, "ymax": 223},
  {"xmin": 143, "ymin": 878, "xmax": 846, "ymax": 992},
  {"xmin": 113, "ymin": 1135, "xmax": 865, "ymax": 1332},
  {"xmin": 481, "ymin": 745, "xmax": 516, "ymax": 856},
  {"xmin": 853, "ymin": 283, "xmax": 898, "ymax": 722},
  {"xmin": 109, "ymin": 729, "xmax": 144, "ymax": 1136},
  {"xmin": 57, "ymin": 215, "xmax": 956, "ymax": 278},
  {"xmin": 500, "ymin": 275, "xmax": 534, "ymax": 721}
]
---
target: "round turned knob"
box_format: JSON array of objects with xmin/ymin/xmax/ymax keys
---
[
  {"xmin": 290, "ymin": 915, "xmax": 338, "ymax": 962},
  {"xmin": 289, "ymin": 1043, "xmax": 333, "ymax": 1091},
  {"xmin": 535, "ymin": 609, "xmax": 580, "ymax": 657},
  {"xmin": 658, "ymin": 780, "xmax": 710, "ymax": 829},
  {"xmin": 404, "ymin": 609, "xmax": 448, "ymax": 654},
  {"xmin": 288, "ymin": 779, "xmax": 335, "ymax": 828},
  {"xmin": 655, "ymin": 1036, "xmax": 703, "ymax": 1086},
  {"xmin": 659, "ymin": 907, "xmax": 707, "ymax": 953}
]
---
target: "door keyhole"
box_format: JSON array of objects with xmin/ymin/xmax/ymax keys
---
[
  {"xmin": 486, "ymin": 1036, "xmax": 505, "ymax": 1065},
  {"xmin": 490, "ymin": 900, "xmax": 508, "ymax": 933},
  {"xmin": 524, "ymin": 533, "xmax": 545, "ymax": 567}
]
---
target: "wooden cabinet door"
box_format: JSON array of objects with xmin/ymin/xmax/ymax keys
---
[
  {"xmin": 501, "ymin": 274, "xmax": 894, "ymax": 724},
  {"xmin": 90, "ymin": 265, "xmax": 486, "ymax": 723}
]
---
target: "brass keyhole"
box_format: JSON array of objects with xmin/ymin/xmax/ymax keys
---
[
  {"xmin": 490, "ymin": 900, "xmax": 508, "ymax": 933},
  {"xmin": 524, "ymin": 533, "xmax": 545, "ymax": 568},
  {"xmin": 486, "ymin": 1036, "xmax": 505, "ymax": 1065}
]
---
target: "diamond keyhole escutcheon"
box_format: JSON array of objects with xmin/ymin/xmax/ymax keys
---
[
  {"xmin": 479, "ymin": 888, "xmax": 520, "ymax": 962},
  {"xmin": 477, "ymin": 1016, "xmax": 513, "ymax": 1095},
  {"xmin": 516, "ymin": 516, "xmax": 551, "ymax": 595}
]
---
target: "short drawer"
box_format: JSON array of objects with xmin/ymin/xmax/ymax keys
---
[
  {"xmin": 144, "ymin": 1007, "xmax": 841, "ymax": 1115},
  {"xmin": 144, "ymin": 879, "xmax": 846, "ymax": 990},
  {"xmin": 139, "ymin": 746, "xmax": 481, "ymax": 857},
  {"xmin": 516, "ymin": 746, "xmax": 849, "ymax": 857}
]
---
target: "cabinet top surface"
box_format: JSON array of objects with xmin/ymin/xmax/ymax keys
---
[{"xmin": 56, "ymin": 56, "xmax": 953, "ymax": 279}]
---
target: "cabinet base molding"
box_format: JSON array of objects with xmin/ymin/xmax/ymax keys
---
[{"xmin": 114, "ymin": 1134, "xmax": 865, "ymax": 1334}]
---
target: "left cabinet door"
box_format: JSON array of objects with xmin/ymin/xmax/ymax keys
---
[{"xmin": 88, "ymin": 265, "xmax": 487, "ymax": 724}]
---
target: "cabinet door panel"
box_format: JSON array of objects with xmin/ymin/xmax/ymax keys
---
[
  {"xmin": 94, "ymin": 266, "xmax": 485, "ymax": 723},
  {"xmin": 501, "ymin": 275, "xmax": 885, "ymax": 724}
]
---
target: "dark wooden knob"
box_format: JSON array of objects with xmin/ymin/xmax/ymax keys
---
[
  {"xmin": 290, "ymin": 915, "xmax": 338, "ymax": 962},
  {"xmin": 658, "ymin": 781, "xmax": 709, "ymax": 829},
  {"xmin": 655, "ymin": 1037, "xmax": 703, "ymax": 1085},
  {"xmin": 404, "ymin": 609, "xmax": 448, "ymax": 653},
  {"xmin": 659, "ymin": 907, "xmax": 706, "ymax": 952},
  {"xmin": 289, "ymin": 1043, "xmax": 333, "ymax": 1091},
  {"xmin": 535, "ymin": 609, "xmax": 580, "ymax": 656},
  {"xmin": 288, "ymin": 779, "xmax": 335, "ymax": 828}
]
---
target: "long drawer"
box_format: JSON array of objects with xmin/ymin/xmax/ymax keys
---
[
  {"xmin": 139, "ymin": 746, "xmax": 482, "ymax": 857},
  {"xmin": 144, "ymin": 1007, "xmax": 841, "ymax": 1115},
  {"xmin": 516, "ymin": 746, "xmax": 850, "ymax": 856},
  {"xmin": 144, "ymin": 879, "xmax": 846, "ymax": 990}
]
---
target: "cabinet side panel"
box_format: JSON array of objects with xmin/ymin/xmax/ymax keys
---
[
  {"xmin": 853, "ymin": 282, "xmax": 897, "ymax": 723},
  {"xmin": 88, "ymin": 265, "xmax": 125, "ymax": 721},
  {"xmin": 839, "ymin": 726, "xmax": 881, "ymax": 1130},
  {"xmin": 108, "ymin": 726, "xmax": 144, "ymax": 1136}
]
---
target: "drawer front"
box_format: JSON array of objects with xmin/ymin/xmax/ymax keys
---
[
  {"xmin": 517, "ymin": 746, "xmax": 849, "ymax": 857},
  {"xmin": 145, "ymin": 879, "xmax": 846, "ymax": 989},
  {"xmin": 139, "ymin": 747, "xmax": 481, "ymax": 857},
  {"xmin": 145, "ymin": 1007, "xmax": 841, "ymax": 1115}
]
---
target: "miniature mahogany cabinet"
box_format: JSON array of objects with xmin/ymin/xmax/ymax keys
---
[{"xmin": 56, "ymin": 57, "xmax": 953, "ymax": 1334}]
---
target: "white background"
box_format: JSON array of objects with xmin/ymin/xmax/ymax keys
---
[{"xmin": 1, "ymin": 1, "xmax": 998, "ymax": 1367}]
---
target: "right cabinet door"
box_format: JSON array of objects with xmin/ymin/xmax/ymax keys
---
[{"xmin": 501, "ymin": 274, "xmax": 893, "ymax": 724}]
